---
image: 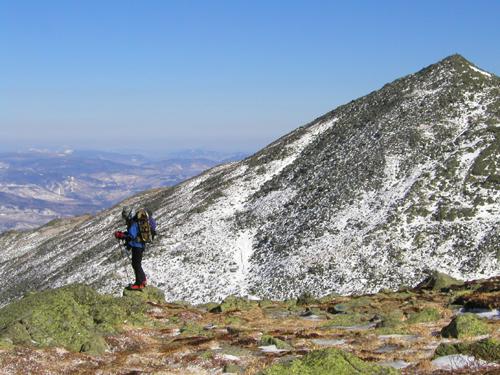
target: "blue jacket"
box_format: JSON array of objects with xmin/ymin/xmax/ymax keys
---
[{"xmin": 125, "ymin": 221, "xmax": 145, "ymax": 249}]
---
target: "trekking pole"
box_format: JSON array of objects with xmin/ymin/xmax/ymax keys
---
[
  {"xmin": 117, "ymin": 239, "xmax": 131, "ymax": 282},
  {"xmin": 122, "ymin": 244, "xmax": 132, "ymax": 282}
]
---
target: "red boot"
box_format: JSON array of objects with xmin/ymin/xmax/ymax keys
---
[{"xmin": 128, "ymin": 283, "xmax": 145, "ymax": 290}]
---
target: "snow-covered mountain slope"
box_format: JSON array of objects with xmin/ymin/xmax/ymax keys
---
[{"xmin": 0, "ymin": 54, "xmax": 498, "ymax": 306}]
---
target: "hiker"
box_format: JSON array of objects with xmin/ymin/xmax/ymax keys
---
[{"xmin": 114, "ymin": 206, "xmax": 156, "ymax": 290}]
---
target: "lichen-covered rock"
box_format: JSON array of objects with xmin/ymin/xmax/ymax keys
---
[
  {"xmin": 441, "ymin": 313, "xmax": 491, "ymax": 338},
  {"xmin": 209, "ymin": 295, "xmax": 256, "ymax": 313},
  {"xmin": 260, "ymin": 335, "xmax": 293, "ymax": 350},
  {"xmin": 434, "ymin": 338, "xmax": 500, "ymax": 362},
  {"xmin": 197, "ymin": 302, "xmax": 220, "ymax": 312},
  {"xmin": 327, "ymin": 303, "xmax": 349, "ymax": 314},
  {"xmin": 122, "ymin": 286, "xmax": 165, "ymax": 304},
  {"xmin": 377, "ymin": 310, "xmax": 405, "ymax": 328},
  {"xmin": 415, "ymin": 271, "xmax": 464, "ymax": 291},
  {"xmin": 322, "ymin": 313, "xmax": 366, "ymax": 328},
  {"xmin": 262, "ymin": 348, "xmax": 400, "ymax": 374},
  {"xmin": 406, "ymin": 307, "xmax": 441, "ymax": 323},
  {"xmin": 327, "ymin": 297, "xmax": 373, "ymax": 315},
  {"xmin": 0, "ymin": 284, "xmax": 149, "ymax": 354},
  {"xmin": 0, "ymin": 285, "xmax": 97, "ymax": 351},
  {"xmin": 80, "ymin": 335, "xmax": 108, "ymax": 355}
]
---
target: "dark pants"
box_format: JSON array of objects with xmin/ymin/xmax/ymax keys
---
[{"xmin": 130, "ymin": 246, "xmax": 146, "ymax": 285}]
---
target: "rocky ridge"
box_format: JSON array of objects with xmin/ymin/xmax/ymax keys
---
[{"xmin": 0, "ymin": 54, "xmax": 498, "ymax": 306}]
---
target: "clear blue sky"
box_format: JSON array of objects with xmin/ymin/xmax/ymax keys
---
[{"xmin": 1, "ymin": 0, "xmax": 499, "ymax": 154}]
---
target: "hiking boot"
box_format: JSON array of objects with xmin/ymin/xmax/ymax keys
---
[{"xmin": 128, "ymin": 284, "xmax": 145, "ymax": 290}]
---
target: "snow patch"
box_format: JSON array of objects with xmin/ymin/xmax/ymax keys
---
[
  {"xmin": 432, "ymin": 354, "xmax": 496, "ymax": 371},
  {"xmin": 233, "ymin": 229, "xmax": 255, "ymax": 290},
  {"xmin": 470, "ymin": 65, "xmax": 492, "ymax": 78}
]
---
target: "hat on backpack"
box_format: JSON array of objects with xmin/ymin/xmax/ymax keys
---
[{"xmin": 121, "ymin": 206, "xmax": 135, "ymax": 221}]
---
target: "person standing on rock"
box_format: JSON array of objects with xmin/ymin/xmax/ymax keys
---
[{"xmin": 114, "ymin": 206, "xmax": 156, "ymax": 290}]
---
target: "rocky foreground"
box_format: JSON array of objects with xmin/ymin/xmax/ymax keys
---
[{"xmin": 0, "ymin": 274, "xmax": 498, "ymax": 374}]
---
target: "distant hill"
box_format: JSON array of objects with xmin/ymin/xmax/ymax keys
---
[{"xmin": 0, "ymin": 149, "xmax": 247, "ymax": 232}]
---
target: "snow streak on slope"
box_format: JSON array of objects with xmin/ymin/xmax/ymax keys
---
[
  {"xmin": 142, "ymin": 118, "xmax": 337, "ymax": 303},
  {"xmin": 470, "ymin": 65, "xmax": 492, "ymax": 78}
]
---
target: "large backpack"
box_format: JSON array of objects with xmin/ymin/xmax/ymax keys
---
[{"xmin": 135, "ymin": 208, "xmax": 156, "ymax": 243}]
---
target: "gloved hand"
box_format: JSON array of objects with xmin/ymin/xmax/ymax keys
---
[{"xmin": 114, "ymin": 231, "xmax": 126, "ymax": 240}]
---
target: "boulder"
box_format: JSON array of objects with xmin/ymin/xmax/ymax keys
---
[
  {"xmin": 415, "ymin": 271, "xmax": 464, "ymax": 291},
  {"xmin": 122, "ymin": 286, "xmax": 165, "ymax": 304},
  {"xmin": 434, "ymin": 338, "xmax": 500, "ymax": 362},
  {"xmin": 209, "ymin": 295, "xmax": 256, "ymax": 313},
  {"xmin": 377, "ymin": 310, "xmax": 405, "ymax": 329},
  {"xmin": 327, "ymin": 303, "xmax": 349, "ymax": 314},
  {"xmin": 441, "ymin": 313, "xmax": 491, "ymax": 338},
  {"xmin": 406, "ymin": 307, "xmax": 441, "ymax": 324},
  {"xmin": 322, "ymin": 313, "xmax": 366, "ymax": 328},
  {"xmin": 0, "ymin": 284, "xmax": 149, "ymax": 354},
  {"xmin": 260, "ymin": 335, "xmax": 293, "ymax": 350},
  {"xmin": 262, "ymin": 348, "xmax": 399, "ymax": 374}
]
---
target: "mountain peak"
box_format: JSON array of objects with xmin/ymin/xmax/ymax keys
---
[
  {"xmin": 440, "ymin": 53, "xmax": 483, "ymax": 73},
  {"xmin": 422, "ymin": 53, "xmax": 494, "ymax": 80},
  {"xmin": 440, "ymin": 53, "xmax": 470, "ymax": 64}
]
